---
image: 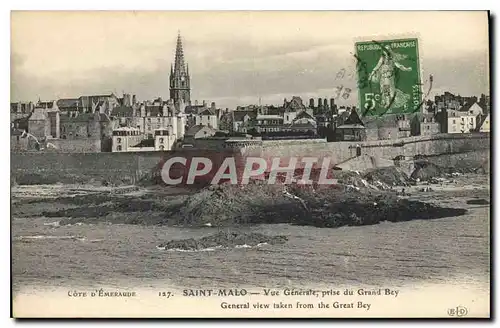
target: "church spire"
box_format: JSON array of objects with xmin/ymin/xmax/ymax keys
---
[
  {"xmin": 174, "ymin": 31, "xmax": 186, "ymax": 75},
  {"xmin": 169, "ymin": 31, "xmax": 191, "ymax": 106}
]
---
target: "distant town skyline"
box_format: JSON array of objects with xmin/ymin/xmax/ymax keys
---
[{"xmin": 11, "ymin": 11, "xmax": 489, "ymax": 109}]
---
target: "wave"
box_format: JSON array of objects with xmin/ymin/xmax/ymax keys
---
[
  {"xmin": 13, "ymin": 235, "xmax": 104, "ymax": 242},
  {"xmin": 43, "ymin": 221, "xmax": 60, "ymax": 227},
  {"xmin": 157, "ymin": 242, "xmax": 269, "ymax": 252},
  {"xmin": 235, "ymin": 244, "xmax": 252, "ymax": 249},
  {"xmin": 65, "ymin": 222, "xmax": 84, "ymax": 227},
  {"xmin": 14, "ymin": 235, "xmax": 79, "ymax": 241}
]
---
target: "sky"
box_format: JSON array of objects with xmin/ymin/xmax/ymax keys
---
[{"xmin": 11, "ymin": 11, "xmax": 490, "ymax": 109}]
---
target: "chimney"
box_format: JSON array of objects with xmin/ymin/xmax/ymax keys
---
[
  {"xmin": 202, "ymin": 100, "xmax": 207, "ymax": 107},
  {"xmin": 195, "ymin": 100, "xmax": 198, "ymax": 106},
  {"xmin": 318, "ymin": 98, "xmax": 323, "ymax": 109},
  {"xmin": 323, "ymin": 98, "xmax": 328, "ymax": 109},
  {"xmin": 211, "ymin": 102, "xmax": 216, "ymax": 110},
  {"xmin": 309, "ymin": 98, "xmax": 315, "ymax": 108},
  {"xmin": 132, "ymin": 95, "xmax": 136, "ymax": 105},
  {"xmin": 330, "ymin": 98, "xmax": 335, "ymax": 110}
]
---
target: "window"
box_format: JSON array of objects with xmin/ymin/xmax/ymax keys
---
[
  {"xmin": 453, "ymin": 119, "xmax": 456, "ymax": 124},
  {"xmin": 117, "ymin": 138, "xmax": 122, "ymax": 143},
  {"xmin": 159, "ymin": 145, "xmax": 164, "ymax": 150},
  {"xmin": 427, "ymin": 126, "xmax": 430, "ymax": 130},
  {"xmin": 117, "ymin": 145, "xmax": 122, "ymax": 151},
  {"xmin": 159, "ymin": 138, "xmax": 164, "ymax": 143}
]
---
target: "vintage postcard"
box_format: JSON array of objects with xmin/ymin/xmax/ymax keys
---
[{"xmin": 11, "ymin": 11, "xmax": 491, "ymax": 318}]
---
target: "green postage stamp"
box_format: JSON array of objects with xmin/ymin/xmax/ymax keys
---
[{"xmin": 355, "ymin": 38, "xmax": 422, "ymax": 116}]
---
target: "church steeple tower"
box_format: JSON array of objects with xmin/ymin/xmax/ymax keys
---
[{"xmin": 169, "ymin": 31, "xmax": 191, "ymax": 106}]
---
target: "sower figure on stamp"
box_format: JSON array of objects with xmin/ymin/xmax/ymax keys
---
[{"xmin": 368, "ymin": 48, "xmax": 412, "ymax": 112}]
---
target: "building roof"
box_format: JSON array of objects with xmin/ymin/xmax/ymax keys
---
[
  {"xmin": 57, "ymin": 98, "xmax": 80, "ymax": 108},
  {"xmin": 336, "ymin": 124, "xmax": 366, "ymax": 129},
  {"xmin": 60, "ymin": 112, "xmax": 108, "ymax": 123},
  {"xmin": 343, "ymin": 109, "xmax": 364, "ymax": 126},
  {"xmin": 232, "ymin": 110, "xmax": 256, "ymax": 122},
  {"xmin": 294, "ymin": 110, "xmax": 314, "ymax": 120},
  {"xmin": 146, "ymin": 105, "xmax": 164, "ymax": 117},
  {"xmin": 475, "ymin": 113, "xmax": 490, "ymax": 131},
  {"xmin": 289, "ymin": 121, "xmax": 317, "ymax": 129},
  {"xmin": 185, "ymin": 105, "xmax": 206, "ymax": 115},
  {"xmin": 111, "ymin": 106, "xmax": 134, "ymax": 117},
  {"xmin": 80, "ymin": 94, "xmax": 114, "ymax": 99},
  {"xmin": 199, "ymin": 108, "xmax": 215, "ymax": 116},
  {"xmin": 256, "ymin": 114, "xmax": 283, "ymax": 120},
  {"xmin": 79, "ymin": 94, "xmax": 116, "ymax": 108},
  {"xmin": 458, "ymin": 101, "xmax": 476, "ymax": 112},
  {"xmin": 185, "ymin": 124, "xmax": 217, "ymax": 137},
  {"xmin": 284, "ymin": 96, "xmax": 306, "ymax": 112},
  {"xmin": 35, "ymin": 101, "xmax": 55, "ymax": 109}
]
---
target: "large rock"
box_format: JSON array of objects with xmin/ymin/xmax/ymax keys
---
[
  {"xmin": 411, "ymin": 161, "xmax": 443, "ymax": 181},
  {"xmin": 158, "ymin": 231, "xmax": 288, "ymax": 251}
]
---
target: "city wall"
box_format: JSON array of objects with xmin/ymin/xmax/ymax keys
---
[
  {"xmin": 241, "ymin": 133, "xmax": 490, "ymax": 164},
  {"xmin": 11, "ymin": 133, "xmax": 490, "ymax": 185},
  {"xmin": 11, "ymin": 137, "xmax": 102, "ymax": 153}
]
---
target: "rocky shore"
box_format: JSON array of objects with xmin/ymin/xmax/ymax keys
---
[
  {"xmin": 11, "ymin": 166, "xmax": 480, "ymax": 230},
  {"xmin": 158, "ymin": 231, "xmax": 288, "ymax": 251}
]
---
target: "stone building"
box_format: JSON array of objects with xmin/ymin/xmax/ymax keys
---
[
  {"xmin": 410, "ymin": 113, "xmax": 441, "ymax": 136},
  {"xmin": 11, "ymin": 101, "xmax": 34, "ymax": 122},
  {"xmin": 195, "ymin": 102, "xmax": 219, "ymax": 129},
  {"xmin": 335, "ymin": 109, "xmax": 366, "ymax": 141},
  {"xmin": 446, "ymin": 110, "xmax": 477, "ymax": 134},
  {"xmin": 434, "ymin": 92, "xmax": 478, "ymax": 112},
  {"xmin": 60, "ymin": 112, "xmax": 110, "ymax": 140},
  {"xmin": 476, "ymin": 114, "xmax": 490, "ymax": 133},
  {"xmin": 253, "ymin": 114, "xmax": 284, "ymax": 133},
  {"xmin": 154, "ymin": 128, "xmax": 177, "ymax": 151},
  {"xmin": 458, "ymin": 101, "xmax": 484, "ymax": 117},
  {"xmin": 57, "ymin": 93, "xmax": 120, "ymax": 117},
  {"xmin": 363, "ymin": 114, "xmax": 412, "ymax": 141},
  {"xmin": 28, "ymin": 100, "xmax": 60, "ymax": 139},
  {"xmin": 111, "ymin": 127, "xmax": 144, "ymax": 152},
  {"xmin": 231, "ymin": 110, "xmax": 256, "ymax": 133}
]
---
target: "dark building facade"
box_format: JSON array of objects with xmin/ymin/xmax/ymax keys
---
[{"xmin": 169, "ymin": 32, "xmax": 191, "ymax": 106}]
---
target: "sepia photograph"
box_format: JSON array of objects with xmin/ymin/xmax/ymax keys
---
[{"xmin": 10, "ymin": 10, "xmax": 491, "ymax": 318}]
